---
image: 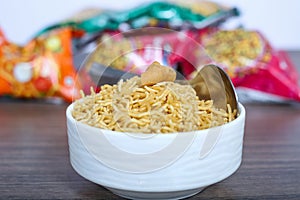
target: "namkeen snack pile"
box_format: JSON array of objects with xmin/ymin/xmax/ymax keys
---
[{"xmin": 72, "ymin": 62, "xmax": 237, "ymax": 133}]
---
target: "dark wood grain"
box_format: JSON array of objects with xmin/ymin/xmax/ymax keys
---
[{"xmin": 1, "ymin": 51, "xmax": 300, "ymax": 199}]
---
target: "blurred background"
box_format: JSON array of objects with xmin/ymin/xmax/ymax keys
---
[
  {"xmin": 0, "ymin": 0, "xmax": 299, "ymax": 49},
  {"xmin": 0, "ymin": 0, "xmax": 299, "ymax": 103}
]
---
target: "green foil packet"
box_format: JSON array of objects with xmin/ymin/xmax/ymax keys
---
[{"xmin": 36, "ymin": 1, "xmax": 239, "ymax": 36}]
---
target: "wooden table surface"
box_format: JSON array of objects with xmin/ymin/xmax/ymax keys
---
[{"xmin": 1, "ymin": 51, "xmax": 300, "ymax": 199}]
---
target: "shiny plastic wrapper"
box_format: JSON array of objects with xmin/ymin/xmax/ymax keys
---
[
  {"xmin": 199, "ymin": 29, "xmax": 300, "ymax": 102},
  {"xmin": 81, "ymin": 28, "xmax": 300, "ymax": 103},
  {"xmin": 77, "ymin": 27, "xmax": 213, "ymax": 94},
  {"xmin": 0, "ymin": 28, "xmax": 81, "ymax": 102},
  {"xmin": 36, "ymin": 1, "xmax": 239, "ymax": 37}
]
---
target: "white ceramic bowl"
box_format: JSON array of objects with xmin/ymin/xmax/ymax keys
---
[{"xmin": 66, "ymin": 103, "xmax": 246, "ymax": 199}]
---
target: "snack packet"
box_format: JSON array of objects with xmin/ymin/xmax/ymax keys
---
[
  {"xmin": 77, "ymin": 27, "xmax": 215, "ymax": 95},
  {"xmin": 198, "ymin": 29, "xmax": 300, "ymax": 102},
  {"xmin": 81, "ymin": 27, "xmax": 300, "ymax": 103},
  {"xmin": 0, "ymin": 28, "xmax": 81, "ymax": 102},
  {"xmin": 81, "ymin": 27, "xmax": 209, "ymax": 77},
  {"xmin": 35, "ymin": 1, "xmax": 238, "ymax": 48}
]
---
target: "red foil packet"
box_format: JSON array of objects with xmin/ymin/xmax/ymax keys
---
[
  {"xmin": 83, "ymin": 28, "xmax": 210, "ymax": 78},
  {"xmin": 199, "ymin": 29, "xmax": 300, "ymax": 102},
  {"xmin": 81, "ymin": 28, "xmax": 300, "ymax": 103}
]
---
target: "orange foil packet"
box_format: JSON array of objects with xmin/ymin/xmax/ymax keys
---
[{"xmin": 0, "ymin": 28, "xmax": 81, "ymax": 102}]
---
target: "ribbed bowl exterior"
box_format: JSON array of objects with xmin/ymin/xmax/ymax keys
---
[{"xmin": 67, "ymin": 103, "xmax": 245, "ymax": 198}]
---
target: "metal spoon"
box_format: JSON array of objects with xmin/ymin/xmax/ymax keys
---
[
  {"xmin": 188, "ymin": 64, "xmax": 238, "ymax": 112},
  {"xmin": 88, "ymin": 63, "xmax": 238, "ymax": 111},
  {"xmin": 190, "ymin": 64, "xmax": 238, "ymax": 160}
]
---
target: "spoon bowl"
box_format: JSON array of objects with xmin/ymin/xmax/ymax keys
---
[{"xmin": 189, "ymin": 64, "xmax": 238, "ymax": 112}]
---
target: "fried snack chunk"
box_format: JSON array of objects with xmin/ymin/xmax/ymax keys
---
[{"xmin": 141, "ymin": 61, "xmax": 176, "ymax": 86}]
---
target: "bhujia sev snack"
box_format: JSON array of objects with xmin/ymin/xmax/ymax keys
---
[{"xmin": 72, "ymin": 62, "xmax": 237, "ymax": 133}]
